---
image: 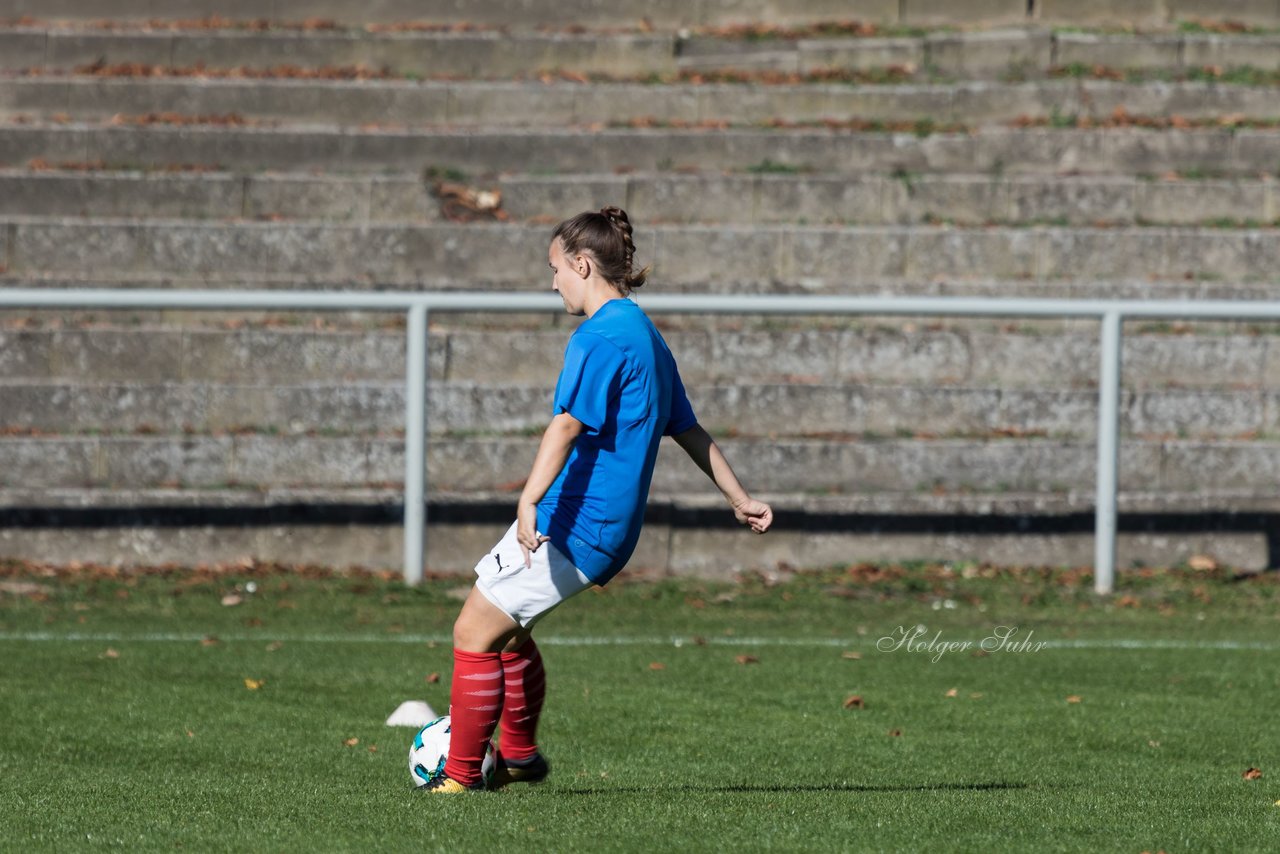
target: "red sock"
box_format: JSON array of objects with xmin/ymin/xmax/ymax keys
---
[
  {"xmin": 498, "ymin": 638, "xmax": 546, "ymax": 762},
  {"xmin": 443, "ymin": 649, "xmax": 503, "ymax": 786}
]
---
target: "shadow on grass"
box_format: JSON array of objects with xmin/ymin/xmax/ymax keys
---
[{"xmin": 555, "ymin": 781, "xmax": 1029, "ymax": 796}]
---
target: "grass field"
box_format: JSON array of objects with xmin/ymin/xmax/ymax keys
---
[{"xmin": 2, "ymin": 558, "xmax": 1278, "ymax": 852}]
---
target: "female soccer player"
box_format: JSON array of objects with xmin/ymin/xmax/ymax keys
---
[{"xmin": 423, "ymin": 206, "xmax": 774, "ymax": 793}]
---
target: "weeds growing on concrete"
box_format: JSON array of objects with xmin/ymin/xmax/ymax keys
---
[{"xmin": 744, "ymin": 159, "xmax": 808, "ymax": 174}]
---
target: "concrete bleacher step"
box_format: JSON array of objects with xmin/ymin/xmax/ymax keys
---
[
  {"xmin": 1, "ymin": 380, "xmax": 1275, "ymax": 440},
  {"xmin": 8, "ymin": 23, "xmax": 1280, "ymax": 78},
  {"xmin": 4, "ymin": 218, "xmax": 1280, "ymax": 283},
  {"xmin": 7, "ymin": 323, "xmax": 1278, "ymax": 389},
  {"xmin": 3, "ymin": 486, "xmax": 1275, "ymax": 573},
  {"xmin": 678, "ymin": 29, "xmax": 1280, "ymax": 74},
  {"xmin": 3, "ymin": 2, "xmax": 1278, "ymax": 576},
  {"xmin": 0, "ymin": 169, "xmax": 445, "ymax": 223},
  {"xmin": 1, "ymin": 0, "xmax": 1273, "ymax": 29},
  {"xmin": 3, "ymin": 122, "xmax": 1272, "ymax": 176},
  {"xmin": 503, "ymin": 172, "xmax": 1280, "ymax": 227},
  {"xmin": 6, "ymin": 76, "xmax": 1280, "ymax": 127},
  {"xmin": 2, "ymin": 26, "xmax": 678, "ymax": 77},
  {"xmin": 2, "ymin": 432, "xmax": 1277, "ymax": 495},
  {"xmin": 1, "ymin": 169, "xmax": 1274, "ymax": 227}
]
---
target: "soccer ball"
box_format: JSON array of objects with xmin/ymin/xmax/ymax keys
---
[{"xmin": 408, "ymin": 715, "xmax": 495, "ymax": 788}]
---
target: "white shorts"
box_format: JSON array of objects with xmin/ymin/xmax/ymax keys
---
[{"xmin": 473, "ymin": 521, "xmax": 595, "ymax": 628}]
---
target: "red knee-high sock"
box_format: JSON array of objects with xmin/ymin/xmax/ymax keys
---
[
  {"xmin": 443, "ymin": 649, "xmax": 503, "ymax": 786},
  {"xmin": 498, "ymin": 638, "xmax": 546, "ymax": 761}
]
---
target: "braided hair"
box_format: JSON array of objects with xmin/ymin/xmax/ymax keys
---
[{"xmin": 551, "ymin": 206, "xmax": 649, "ymax": 295}]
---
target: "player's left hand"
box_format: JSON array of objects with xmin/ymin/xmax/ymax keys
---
[
  {"xmin": 517, "ymin": 501, "xmax": 550, "ymax": 567},
  {"xmin": 733, "ymin": 497, "xmax": 773, "ymax": 534}
]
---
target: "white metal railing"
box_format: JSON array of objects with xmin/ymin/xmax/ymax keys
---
[{"xmin": 5, "ymin": 288, "xmax": 1279, "ymax": 594}]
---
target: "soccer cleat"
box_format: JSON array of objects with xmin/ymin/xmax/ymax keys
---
[
  {"xmin": 489, "ymin": 752, "xmax": 551, "ymax": 789},
  {"xmin": 418, "ymin": 774, "xmax": 486, "ymax": 794}
]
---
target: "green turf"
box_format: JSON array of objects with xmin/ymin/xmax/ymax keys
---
[{"xmin": 2, "ymin": 560, "xmax": 1279, "ymax": 852}]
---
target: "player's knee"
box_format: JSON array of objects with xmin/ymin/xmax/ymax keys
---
[
  {"xmin": 452, "ymin": 603, "xmax": 508, "ymax": 652},
  {"xmin": 452, "ymin": 613, "xmax": 479, "ymax": 651}
]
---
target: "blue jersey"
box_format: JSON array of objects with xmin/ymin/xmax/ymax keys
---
[{"xmin": 536, "ymin": 298, "xmax": 697, "ymax": 584}]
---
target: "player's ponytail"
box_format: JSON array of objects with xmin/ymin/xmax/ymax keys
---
[{"xmin": 552, "ymin": 206, "xmax": 649, "ymax": 295}]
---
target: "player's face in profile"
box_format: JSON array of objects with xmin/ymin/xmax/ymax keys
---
[{"xmin": 548, "ymin": 239, "xmax": 587, "ymax": 316}]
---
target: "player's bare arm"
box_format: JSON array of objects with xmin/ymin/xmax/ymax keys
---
[
  {"xmin": 672, "ymin": 423, "xmax": 773, "ymax": 534},
  {"xmin": 516, "ymin": 412, "xmax": 585, "ymax": 564}
]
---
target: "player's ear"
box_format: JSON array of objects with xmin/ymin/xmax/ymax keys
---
[{"xmin": 574, "ymin": 253, "xmax": 591, "ymax": 279}]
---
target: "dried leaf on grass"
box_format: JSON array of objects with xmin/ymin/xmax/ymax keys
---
[
  {"xmin": 843, "ymin": 694, "xmax": 865, "ymax": 710},
  {"xmin": 1243, "ymin": 767, "xmax": 1263, "ymax": 780},
  {"xmin": 343, "ymin": 737, "xmax": 359, "ymax": 747},
  {"xmin": 648, "ymin": 662, "xmax": 666, "ymax": 671},
  {"xmin": 0, "ymin": 580, "xmax": 46, "ymax": 596},
  {"xmin": 244, "ymin": 678, "xmax": 265, "ymax": 690},
  {"xmin": 735, "ymin": 654, "xmax": 760, "ymax": 665}
]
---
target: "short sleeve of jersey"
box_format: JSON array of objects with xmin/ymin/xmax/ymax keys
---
[
  {"xmin": 664, "ymin": 363, "xmax": 698, "ymax": 436},
  {"xmin": 553, "ymin": 332, "xmax": 626, "ymax": 433}
]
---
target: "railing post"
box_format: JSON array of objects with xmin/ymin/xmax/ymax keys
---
[
  {"xmin": 1094, "ymin": 311, "xmax": 1123, "ymax": 594},
  {"xmin": 403, "ymin": 303, "xmax": 428, "ymax": 585}
]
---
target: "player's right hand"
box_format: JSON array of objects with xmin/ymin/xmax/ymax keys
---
[{"xmin": 517, "ymin": 501, "xmax": 550, "ymax": 567}]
